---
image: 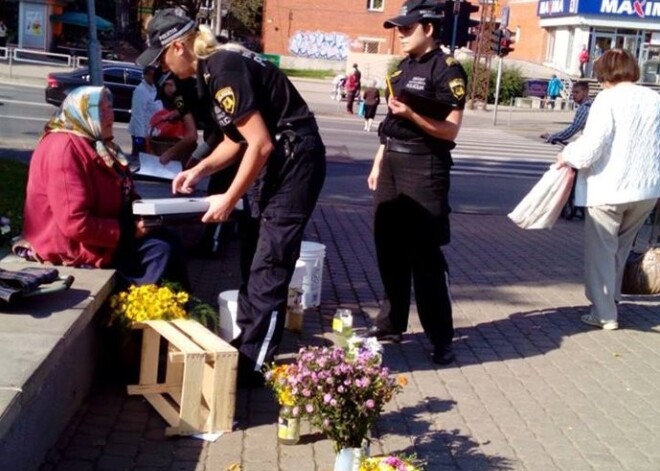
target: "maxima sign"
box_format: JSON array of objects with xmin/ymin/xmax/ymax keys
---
[{"xmin": 538, "ymin": 0, "xmax": 660, "ymax": 18}]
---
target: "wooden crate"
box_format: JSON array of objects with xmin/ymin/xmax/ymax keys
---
[{"xmin": 127, "ymin": 319, "xmax": 238, "ymax": 436}]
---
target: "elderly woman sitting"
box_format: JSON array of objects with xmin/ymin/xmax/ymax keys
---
[{"xmin": 21, "ymin": 86, "xmax": 189, "ymax": 288}]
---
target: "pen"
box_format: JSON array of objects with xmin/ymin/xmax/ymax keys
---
[{"xmin": 385, "ymin": 75, "xmax": 394, "ymax": 98}]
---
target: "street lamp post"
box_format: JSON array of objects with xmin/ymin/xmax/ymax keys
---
[{"xmin": 86, "ymin": 0, "xmax": 103, "ymax": 85}]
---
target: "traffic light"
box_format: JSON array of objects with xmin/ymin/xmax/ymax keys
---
[
  {"xmin": 440, "ymin": 1, "xmax": 480, "ymax": 49},
  {"xmin": 456, "ymin": 1, "xmax": 479, "ymax": 48},
  {"xmin": 500, "ymin": 37, "xmax": 513, "ymax": 57},
  {"xmin": 490, "ymin": 28, "xmax": 503, "ymax": 56}
]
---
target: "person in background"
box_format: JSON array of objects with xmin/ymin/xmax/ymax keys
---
[
  {"xmin": 137, "ymin": 9, "xmax": 326, "ymax": 386},
  {"xmin": 556, "ymin": 48, "xmax": 660, "ymax": 330},
  {"xmin": 128, "ymin": 66, "xmax": 162, "ymax": 157},
  {"xmin": 546, "ymin": 74, "xmax": 563, "ymax": 109},
  {"xmin": 541, "ymin": 81, "xmax": 592, "ymax": 144},
  {"xmin": 366, "ymin": 0, "xmax": 467, "ymax": 366},
  {"xmin": 541, "ymin": 80, "xmax": 593, "ymax": 220},
  {"xmin": 578, "ymin": 45, "xmax": 589, "ymax": 78},
  {"xmin": 346, "ymin": 63, "xmax": 361, "ymax": 114},
  {"xmin": 148, "ymin": 74, "xmax": 198, "ymax": 167},
  {"xmin": 0, "ymin": 20, "xmax": 7, "ymax": 48},
  {"xmin": 362, "ymin": 79, "xmax": 381, "ymax": 132},
  {"xmin": 21, "ymin": 86, "xmax": 189, "ymax": 289}
]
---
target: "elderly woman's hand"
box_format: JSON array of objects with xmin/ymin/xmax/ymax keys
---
[
  {"xmin": 556, "ymin": 152, "xmax": 568, "ymax": 169},
  {"xmin": 134, "ymin": 219, "xmax": 151, "ymax": 239}
]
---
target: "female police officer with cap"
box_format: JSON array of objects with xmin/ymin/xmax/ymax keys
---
[
  {"xmin": 136, "ymin": 9, "xmax": 326, "ymax": 385},
  {"xmin": 366, "ymin": 0, "xmax": 467, "ymax": 365}
]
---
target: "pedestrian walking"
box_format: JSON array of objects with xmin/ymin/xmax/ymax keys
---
[
  {"xmin": 362, "ymin": 79, "xmax": 381, "ymax": 132},
  {"xmin": 366, "ymin": 0, "xmax": 467, "ymax": 365},
  {"xmin": 578, "ymin": 45, "xmax": 589, "ymax": 78},
  {"xmin": 128, "ymin": 66, "xmax": 162, "ymax": 157},
  {"xmin": 346, "ymin": 63, "xmax": 361, "ymax": 114},
  {"xmin": 137, "ymin": 9, "xmax": 326, "ymax": 386},
  {"xmin": 556, "ymin": 48, "xmax": 660, "ymax": 330},
  {"xmin": 546, "ymin": 74, "xmax": 563, "ymax": 109}
]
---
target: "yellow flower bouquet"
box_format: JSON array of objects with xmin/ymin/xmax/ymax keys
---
[
  {"xmin": 109, "ymin": 284, "xmax": 189, "ymax": 326},
  {"xmin": 108, "ymin": 282, "xmax": 217, "ymax": 330}
]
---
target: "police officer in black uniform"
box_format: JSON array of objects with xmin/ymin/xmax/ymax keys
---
[
  {"xmin": 366, "ymin": 0, "xmax": 467, "ymax": 365},
  {"xmin": 137, "ymin": 9, "xmax": 326, "ymax": 385}
]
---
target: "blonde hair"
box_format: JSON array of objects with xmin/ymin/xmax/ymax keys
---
[{"xmin": 193, "ymin": 24, "xmax": 250, "ymax": 59}]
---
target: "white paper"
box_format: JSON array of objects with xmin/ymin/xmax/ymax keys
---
[
  {"xmin": 192, "ymin": 432, "xmax": 223, "ymax": 442},
  {"xmin": 136, "ymin": 152, "xmax": 182, "ymax": 180},
  {"xmin": 132, "ymin": 197, "xmax": 210, "ymax": 216}
]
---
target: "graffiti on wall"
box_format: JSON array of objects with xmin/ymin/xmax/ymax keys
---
[{"xmin": 289, "ymin": 31, "xmax": 349, "ymax": 60}]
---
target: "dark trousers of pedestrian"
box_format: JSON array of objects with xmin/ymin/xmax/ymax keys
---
[
  {"xmin": 579, "ymin": 63, "xmax": 586, "ymax": 78},
  {"xmin": 114, "ymin": 227, "xmax": 190, "ymax": 290},
  {"xmin": 373, "ymin": 149, "xmax": 454, "ymax": 348},
  {"xmin": 346, "ymin": 89, "xmax": 358, "ymax": 113},
  {"xmin": 233, "ymin": 132, "xmax": 326, "ymax": 381}
]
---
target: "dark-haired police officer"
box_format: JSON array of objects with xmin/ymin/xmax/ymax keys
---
[
  {"xmin": 366, "ymin": 0, "xmax": 467, "ymax": 365},
  {"xmin": 137, "ymin": 9, "xmax": 326, "ymax": 386}
]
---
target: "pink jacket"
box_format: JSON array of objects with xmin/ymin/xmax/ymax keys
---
[{"xmin": 23, "ymin": 132, "xmax": 129, "ymax": 267}]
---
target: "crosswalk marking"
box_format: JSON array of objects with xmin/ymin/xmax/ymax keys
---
[{"xmin": 453, "ymin": 128, "xmax": 558, "ymax": 178}]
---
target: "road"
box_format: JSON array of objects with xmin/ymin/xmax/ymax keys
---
[{"xmin": 0, "ymin": 81, "xmax": 559, "ymax": 215}]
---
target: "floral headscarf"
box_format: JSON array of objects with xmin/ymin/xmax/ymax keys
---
[{"xmin": 44, "ymin": 86, "xmax": 129, "ymax": 168}]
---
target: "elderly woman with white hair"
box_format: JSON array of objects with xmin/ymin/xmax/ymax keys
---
[{"xmin": 362, "ymin": 79, "xmax": 381, "ymax": 132}]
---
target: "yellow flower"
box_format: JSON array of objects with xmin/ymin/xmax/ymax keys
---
[{"xmin": 109, "ymin": 284, "xmax": 191, "ymax": 325}]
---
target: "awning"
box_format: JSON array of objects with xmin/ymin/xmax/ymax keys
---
[{"xmin": 50, "ymin": 12, "xmax": 114, "ymax": 31}]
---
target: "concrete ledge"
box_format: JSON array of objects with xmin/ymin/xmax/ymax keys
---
[{"xmin": 0, "ymin": 255, "xmax": 115, "ymax": 471}]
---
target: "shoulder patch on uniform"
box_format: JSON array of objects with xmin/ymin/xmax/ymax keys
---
[
  {"xmin": 448, "ymin": 78, "xmax": 466, "ymax": 100},
  {"xmin": 390, "ymin": 70, "xmax": 403, "ymax": 78},
  {"xmin": 214, "ymin": 87, "xmax": 236, "ymax": 115},
  {"xmin": 174, "ymin": 96, "xmax": 185, "ymax": 111},
  {"xmin": 445, "ymin": 57, "xmax": 459, "ymax": 67}
]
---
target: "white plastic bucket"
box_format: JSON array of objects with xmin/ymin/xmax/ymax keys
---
[
  {"xmin": 298, "ymin": 241, "xmax": 326, "ymax": 309},
  {"xmin": 218, "ymin": 289, "xmax": 241, "ymax": 342},
  {"xmin": 290, "ymin": 260, "xmax": 307, "ymax": 291}
]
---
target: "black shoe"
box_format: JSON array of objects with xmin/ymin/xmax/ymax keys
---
[
  {"xmin": 236, "ymin": 370, "xmax": 265, "ymax": 389},
  {"xmin": 432, "ymin": 345, "xmax": 455, "ymax": 365},
  {"xmin": 366, "ymin": 326, "xmax": 402, "ymax": 343}
]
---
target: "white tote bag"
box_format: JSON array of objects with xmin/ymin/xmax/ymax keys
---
[{"xmin": 508, "ymin": 165, "xmax": 575, "ymax": 229}]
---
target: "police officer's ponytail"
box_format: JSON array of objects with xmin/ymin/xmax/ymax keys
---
[{"xmin": 193, "ymin": 24, "xmax": 251, "ymax": 59}]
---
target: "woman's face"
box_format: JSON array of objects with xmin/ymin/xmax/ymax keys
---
[
  {"xmin": 163, "ymin": 80, "xmax": 177, "ymax": 98},
  {"xmin": 99, "ymin": 95, "xmax": 114, "ymax": 140},
  {"xmin": 397, "ymin": 22, "xmax": 434, "ymax": 58},
  {"xmin": 160, "ymin": 38, "xmax": 197, "ymax": 79}
]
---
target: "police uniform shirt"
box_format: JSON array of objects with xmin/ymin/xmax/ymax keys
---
[
  {"xmin": 380, "ymin": 48, "xmax": 467, "ymax": 147},
  {"xmin": 200, "ymin": 49, "xmax": 313, "ymax": 138}
]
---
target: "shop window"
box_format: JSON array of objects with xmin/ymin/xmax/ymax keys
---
[
  {"xmin": 367, "ymin": 0, "xmax": 384, "ymax": 11},
  {"xmin": 363, "ymin": 40, "xmax": 380, "ymax": 54}
]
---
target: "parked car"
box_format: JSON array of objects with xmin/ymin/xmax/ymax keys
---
[{"xmin": 45, "ymin": 63, "xmax": 143, "ymax": 122}]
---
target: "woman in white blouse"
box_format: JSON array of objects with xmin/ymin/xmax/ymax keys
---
[{"xmin": 558, "ymin": 48, "xmax": 660, "ymax": 330}]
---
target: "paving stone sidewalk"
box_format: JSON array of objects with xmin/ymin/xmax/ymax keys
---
[{"xmin": 38, "ymin": 192, "xmax": 660, "ymax": 471}]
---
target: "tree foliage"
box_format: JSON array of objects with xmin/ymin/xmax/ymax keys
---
[{"xmin": 224, "ymin": 0, "xmax": 263, "ymax": 41}]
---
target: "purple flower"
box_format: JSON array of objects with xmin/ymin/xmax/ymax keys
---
[
  {"xmin": 324, "ymin": 393, "xmax": 332, "ymax": 403},
  {"xmin": 365, "ymin": 399, "xmax": 375, "ymax": 409},
  {"xmin": 305, "ymin": 403, "xmax": 314, "ymax": 414}
]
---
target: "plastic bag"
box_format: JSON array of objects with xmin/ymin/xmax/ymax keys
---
[
  {"xmin": 508, "ymin": 165, "xmax": 575, "ymax": 229},
  {"xmin": 357, "ymin": 101, "xmax": 365, "ymax": 117}
]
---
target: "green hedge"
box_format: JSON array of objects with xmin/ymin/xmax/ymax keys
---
[{"xmin": 0, "ymin": 159, "xmax": 28, "ymax": 244}]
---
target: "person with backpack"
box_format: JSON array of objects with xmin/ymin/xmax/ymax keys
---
[{"xmin": 546, "ymin": 74, "xmax": 564, "ymax": 109}]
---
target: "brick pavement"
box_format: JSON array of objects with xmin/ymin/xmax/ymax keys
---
[{"xmin": 38, "ymin": 185, "xmax": 660, "ymax": 470}]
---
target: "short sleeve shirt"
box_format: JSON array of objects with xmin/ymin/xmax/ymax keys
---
[
  {"xmin": 199, "ymin": 50, "xmax": 313, "ymax": 139},
  {"xmin": 380, "ymin": 48, "xmax": 467, "ymax": 146}
]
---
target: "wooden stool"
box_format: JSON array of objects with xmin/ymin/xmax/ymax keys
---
[{"xmin": 127, "ymin": 319, "xmax": 238, "ymax": 435}]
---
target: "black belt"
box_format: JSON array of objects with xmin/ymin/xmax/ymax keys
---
[
  {"xmin": 277, "ymin": 119, "xmax": 318, "ymax": 139},
  {"xmin": 385, "ymin": 137, "xmax": 438, "ymax": 155}
]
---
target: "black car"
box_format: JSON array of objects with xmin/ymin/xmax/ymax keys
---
[{"xmin": 45, "ymin": 63, "xmax": 143, "ymax": 122}]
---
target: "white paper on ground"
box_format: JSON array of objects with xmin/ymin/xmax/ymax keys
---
[
  {"xmin": 136, "ymin": 152, "xmax": 182, "ymax": 180},
  {"xmin": 132, "ymin": 197, "xmax": 210, "ymax": 216},
  {"xmin": 191, "ymin": 432, "xmax": 223, "ymax": 442}
]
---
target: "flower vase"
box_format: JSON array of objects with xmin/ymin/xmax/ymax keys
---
[
  {"xmin": 277, "ymin": 405, "xmax": 300, "ymax": 445},
  {"xmin": 333, "ymin": 447, "xmax": 362, "ymax": 471}
]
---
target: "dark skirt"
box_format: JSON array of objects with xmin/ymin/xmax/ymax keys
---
[{"xmin": 364, "ymin": 104, "xmax": 378, "ymax": 120}]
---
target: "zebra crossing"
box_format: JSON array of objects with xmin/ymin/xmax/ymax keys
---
[{"xmin": 453, "ymin": 127, "xmax": 558, "ymax": 179}]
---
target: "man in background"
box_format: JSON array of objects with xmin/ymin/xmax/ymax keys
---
[
  {"xmin": 541, "ymin": 81, "xmax": 592, "ymax": 144},
  {"xmin": 345, "ymin": 63, "xmax": 361, "ymax": 114},
  {"xmin": 128, "ymin": 66, "xmax": 162, "ymax": 158}
]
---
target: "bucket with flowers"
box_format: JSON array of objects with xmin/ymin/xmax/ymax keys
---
[{"xmin": 289, "ymin": 344, "xmax": 407, "ymax": 471}]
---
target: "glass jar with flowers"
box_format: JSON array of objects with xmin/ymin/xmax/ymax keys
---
[{"xmin": 264, "ymin": 363, "xmax": 304, "ymax": 445}]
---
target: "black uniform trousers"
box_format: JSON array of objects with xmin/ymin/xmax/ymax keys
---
[
  {"xmin": 234, "ymin": 132, "xmax": 326, "ymax": 376},
  {"xmin": 373, "ymin": 149, "xmax": 454, "ymax": 348}
]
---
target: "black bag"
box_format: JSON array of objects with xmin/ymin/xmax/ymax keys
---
[
  {"xmin": 621, "ymin": 201, "xmax": 660, "ymax": 295},
  {"xmin": 0, "ymin": 267, "xmax": 74, "ymax": 305}
]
